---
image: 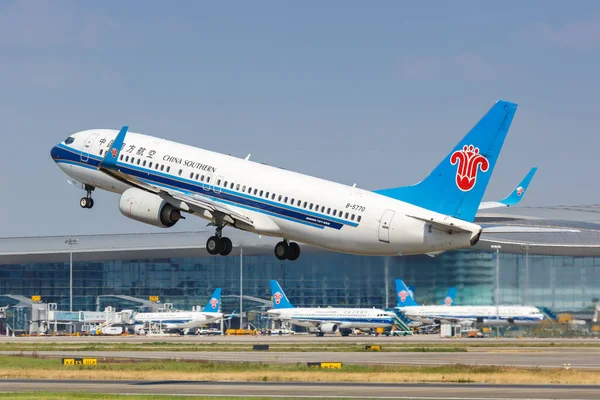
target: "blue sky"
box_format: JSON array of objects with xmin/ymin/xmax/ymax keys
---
[{"xmin": 1, "ymin": 0, "xmax": 599, "ymax": 237}]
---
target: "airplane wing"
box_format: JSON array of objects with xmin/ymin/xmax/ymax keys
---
[
  {"xmin": 97, "ymin": 126, "xmax": 254, "ymax": 230},
  {"xmin": 478, "ymin": 167, "xmax": 538, "ymax": 210}
]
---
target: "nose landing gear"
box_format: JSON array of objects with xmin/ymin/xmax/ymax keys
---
[{"xmin": 80, "ymin": 185, "xmax": 95, "ymax": 209}]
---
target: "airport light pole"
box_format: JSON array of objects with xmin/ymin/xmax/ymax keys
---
[
  {"xmin": 520, "ymin": 244, "xmax": 531, "ymax": 304},
  {"xmin": 239, "ymin": 246, "xmax": 243, "ymax": 330},
  {"xmin": 491, "ymin": 244, "xmax": 502, "ymax": 337},
  {"xmin": 65, "ymin": 238, "xmax": 78, "ymax": 313}
]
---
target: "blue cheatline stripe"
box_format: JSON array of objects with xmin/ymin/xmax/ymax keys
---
[
  {"xmin": 291, "ymin": 317, "xmax": 394, "ymax": 324},
  {"xmin": 144, "ymin": 320, "xmax": 192, "ymax": 324},
  {"xmin": 403, "ymin": 314, "xmax": 543, "ymax": 322},
  {"xmin": 54, "ymin": 144, "xmax": 360, "ymax": 230}
]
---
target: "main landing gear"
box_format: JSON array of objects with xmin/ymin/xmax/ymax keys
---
[
  {"xmin": 80, "ymin": 185, "xmax": 95, "ymax": 209},
  {"xmin": 274, "ymin": 240, "xmax": 301, "ymax": 261},
  {"xmin": 206, "ymin": 226, "xmax": 232, "ymax": 256}
]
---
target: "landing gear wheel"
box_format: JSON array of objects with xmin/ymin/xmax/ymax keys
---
[
  {"xmin": 80, "ymin": 197, "xmax": 93, "ymax": 209},
  {"xmin": 274, "ymin": 241, "xmax": 289, "ymax": 260},
  {"xmin": 219, "ymin": 237, "xmax": 233, "ymax": 256},
  {"xmin": 288, "ymin": 242, "xmax": 300, "ymax": 261},
  {"xmin": 206, "ymin": 236, "xmax": 221, "ymax": 255}
]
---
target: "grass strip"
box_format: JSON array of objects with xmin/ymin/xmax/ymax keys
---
[
  {"xmin": 0, "ymin": 341, "xmax": 598, "ymax": 353},
  {"xmin": 0, "ymin": 356, "xmax": 598, "ymax": 385}
]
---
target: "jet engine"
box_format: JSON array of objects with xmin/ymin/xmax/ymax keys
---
[
  {"xmin": 319, "ymin": 323, "xmax": 339, "ymax": 334},
  {"xmin": 119, "ymin": 188, "xmax": 182, "ymax": 228}
]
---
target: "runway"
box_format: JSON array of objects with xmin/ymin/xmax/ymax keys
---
[
  {"xmin": 1, "ymin": 379, "xmax": 599, "ymax": 399},
  {"xmin": 3, "ymin": 348, "xmax": 600, "ymax": 369}
]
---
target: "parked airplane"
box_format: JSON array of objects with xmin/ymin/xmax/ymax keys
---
[
  {"xmin": 133, "ymin": 288, "xmax": 223, "ymax": 333},
  {"xmin": 51, "ymin": 100, "xmax": 518, "ymax": 260},
  {"xmin": 266, "ymin": 280, "xmax": 393, "ymax": 336},
  {"xmin": 478, "ymin": 167, "xmax": 538, "ymax": 210},
  {"xmin": 394, "ymin": 279, "xmax": 546, "ymax": 326}
]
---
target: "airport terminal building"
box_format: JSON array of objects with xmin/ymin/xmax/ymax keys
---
[{"xmin": 1, "ymin": 204, "xmax": 600, "ymax": 332}]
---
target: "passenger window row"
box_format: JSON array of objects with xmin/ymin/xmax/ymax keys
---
[
  {"xmin": 211, "ymin": 178, "xmax": 362, "ymax": 223},
  {"xmin": 118, "ymin": 153, "xmax": 170, "ymax": 173},
  {"xmin": 110, "ymin": 144, "xmax": 362, "ymax": 223}
]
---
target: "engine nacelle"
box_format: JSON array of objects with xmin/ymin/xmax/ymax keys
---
[
  {"xmin": 319, "ymin": 323, "xmax": 338, "ymax": 334},
  {"xmin": 119, "ymin": 188, "xmax": 182, "ymax": 228}
]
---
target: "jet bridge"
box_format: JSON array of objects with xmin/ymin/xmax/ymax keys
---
[
  {"xmin": 96, "ymin": 295, "xmax": 162, "ymax": 313},
  {"xmin": 0, "ymin": 295, "xmax": 49, "ymax": 335}
]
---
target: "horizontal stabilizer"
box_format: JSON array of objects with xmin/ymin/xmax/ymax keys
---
[{"xmin": 406, "ymin": 214, "xmax": 475, "ymax": 234}]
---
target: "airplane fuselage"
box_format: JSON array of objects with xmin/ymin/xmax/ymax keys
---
[
  {"xmin": 134, "ymin": 311, "xmax": 223, "ymax": 330},
  {"xmin": 398, "ymin": 305, "xmax": 546, "ymax": 326},
  {"xmin": 267, "ymin": 307, "xmax": 394, "ymax": 330},
  {"xmin": 51, "ymin": 129, "xmax": 481, "ymax": 256}
]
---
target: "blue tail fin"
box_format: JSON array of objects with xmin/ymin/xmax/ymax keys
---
[
  {"xmin": 202, "ymin": 288, "xmax": 222, "ymax": 313},
  {"xmin": 374, "ymin": 100, "xmax": 518, "ymax": 222},
  {"xmin": 442, "ymin": 287, "xmax": 456, "ymax": 306},
  {"xmin": 497, "ymin": 167, "xmax": 537, "ymax": 207},
  {"xmin": 269, "ymin": 280, "xmax": 294, "ymax": 309},
  {"xmin": 395, "ymin": 279, "xmax": 419, "ymax": 307}
]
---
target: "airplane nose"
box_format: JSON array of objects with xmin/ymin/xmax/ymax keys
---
[{"xmin": 50, "ymin": 145, "xmax": 59, "ymax": 161}]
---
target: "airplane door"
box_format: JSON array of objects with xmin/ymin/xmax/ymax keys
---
[
  {"xmin": 80, "ymin": 132, "xmax": 98, "ymax": 162},
  {"xmin": 202, "ymin": 172, "xmax": 214, "ymax": 191},
  {"xmin": 378, "ymin": 209, "xmax": 395, "ymax": 243}
]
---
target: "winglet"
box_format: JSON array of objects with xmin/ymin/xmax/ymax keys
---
[
  {"xmin": 497, "ymin": 167, "xmax": 538, "ymax": 206},
  {"xmin": 202, "ymin": 288, "xmax": 222, "ymax": 313},
  {"xmin": 270, "ymin": 280, "xmax": 294, "ymax": 309},
  {"xmin": 99, "ymin": 126, "xmax": 128, "ymax": 170}
]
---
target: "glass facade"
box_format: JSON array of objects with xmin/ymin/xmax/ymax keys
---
[{"xmin": 1, "ymin": 249, "xmax": 599, "ymax": 314}]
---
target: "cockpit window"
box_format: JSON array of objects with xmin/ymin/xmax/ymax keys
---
[{"xmin": 64, "ymin": 137, "xmax": 75, "ymax": 145}]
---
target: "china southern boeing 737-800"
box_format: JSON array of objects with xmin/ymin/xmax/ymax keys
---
[{"xmin": 50, "ymin": 100, "xmax": 518, "ymax": 261}]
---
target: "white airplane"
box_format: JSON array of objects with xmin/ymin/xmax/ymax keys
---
[
  {"xmin": 266, "ymin": 280, "xmax": 393, "ymax": 336},
  {"xmin": 50, "ymin": 100, "xmax": 519, "ymax": 260},
  {"xmin": 478, "ymin": 167, "xmax": 537, "ymax": 210},
  {"xmin": 394, "ymin": 279, "xmax": 546, "ymax": 326},
  {"xmin": 133, "ymin": 288, "xmax": 223, "ymax": 332}
]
